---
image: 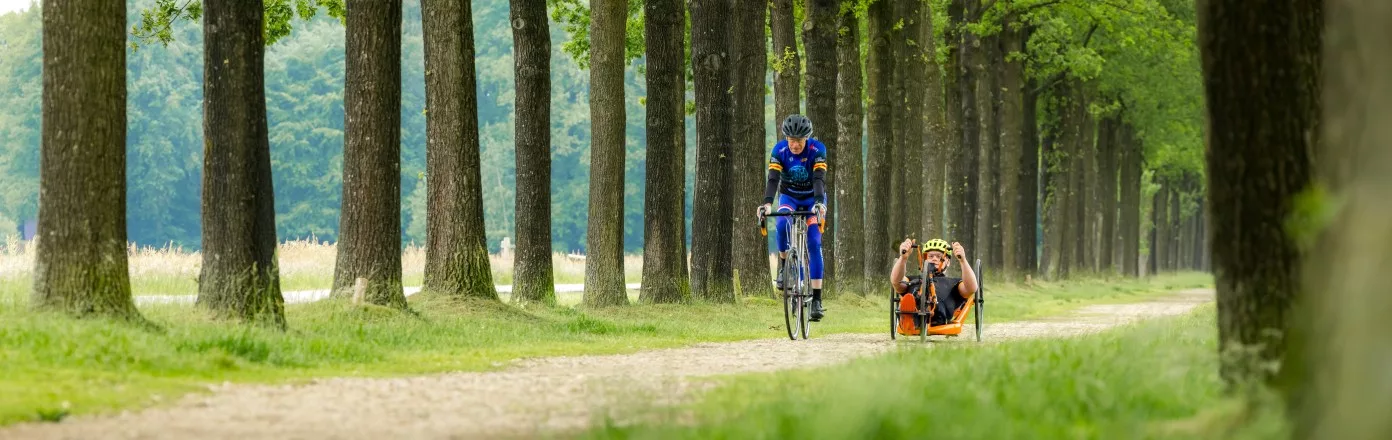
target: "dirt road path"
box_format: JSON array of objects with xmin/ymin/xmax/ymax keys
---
[{"xmin": 1, "ymin": 289, "xmax": 1214, "ymax": 440}]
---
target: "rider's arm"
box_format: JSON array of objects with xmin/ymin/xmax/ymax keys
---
[
  {"xmin": 764, "ymin": 150, "xmax": 783, "ymax": 204},
  {"xmin": 956, "ymin": 254, "xmax": 978, "ymax": 296},
  {"xmin": 890, "ymin": 253, "xmax": 909, "ymax": 294},
  {"xmin": 812, "ymin": 147, "xmax": 828, "ymax": 204}
]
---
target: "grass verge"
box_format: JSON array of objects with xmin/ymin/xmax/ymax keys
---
[
  {"xmin": 581, "ymin": 302, "xmax": 1287, "ymax": 440},
  {"xmin": 0, "ymin": 272, "xmax": 1210, "ymax": 426}
]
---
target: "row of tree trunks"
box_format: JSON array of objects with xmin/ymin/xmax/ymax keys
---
[
  {"xmin": 582, "ymin": 0, "xmax": 630, "ymax": 307},
  {"xmin": 731, "ymin": 0, "xmax": 773, "ymax": 299},
  {"xmin": 689, "ymin": 0, "xmax": 735, "ymax": 303},
  {"xmin": 638, "ymin": 0, "xmax": 689, "ymax": 304},
  {"xmin": 834, "ymin": 0, "xmax": 867, "ymax": 296},
  {"xmin": 863, "ymin": 0, "xmax": 894, "ymax": 285}
]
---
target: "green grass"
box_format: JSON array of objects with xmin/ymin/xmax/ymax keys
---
[
  {"xmin": 580, "ymin": 303, "xmax": 1287, "ymax": 440},
  {"xmin": 0, "ymin": 272, "xmax": 1210, "ymax": 426}
]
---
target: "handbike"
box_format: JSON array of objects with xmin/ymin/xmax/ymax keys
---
[
  {"xmin": 890, "ymin": 245, "xmax": 986, "ymax": 343},
  {"xmin": 759, "ymin": 208, "xmax": 823, "ymax": 340}
]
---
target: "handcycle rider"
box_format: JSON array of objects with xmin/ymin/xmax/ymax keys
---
[
  {"xmin": 756, "ymin": 114, "xmax": 829, "ymax": 321},
  {"xmin": 890, "ymin": 238, "xmax": 978, "ymax": 333}
]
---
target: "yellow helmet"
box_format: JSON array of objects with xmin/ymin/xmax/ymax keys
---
[{"xmin": 921, "ymin": 238, "xmax": 952, "ymax": 257}]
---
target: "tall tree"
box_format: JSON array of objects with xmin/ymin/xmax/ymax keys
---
[
  {"xmin": 1020, "ymin": 72, "xmax": 1040, "ymax": 276},
  {"xmin": 32, "ymin": 0, "xmax": 144, "ymax": 321},
  {"xmin": 197, "ymin": 0, "xmax": 286, "ymax": 326},
  {"xmin": 947, "ymin": 0, "xmax": 979, "ymax": 257},
  {"xmin": 639, "ymin": 0, "xmax": 690, "ymax": 304},
  {"xmin": 420, "ymin": 0, "xmax": 498, "ymax": 302},
  {"xmin": 834, "ymin": 0, "xmax": 866, "ymax": 296},
  {"xmin": 510, "ymin": 0, "xmax": 556, "ymax": 305},
  {"xmin": 332, "ymin": 0, "xmax": 406, "ymax": 309},
  {"xmin": 1118, "ymin": 121, "xmax": 1142, "ymax": 277},
  {"xmin": 689, "ymin": 0, "xmax": 734, "ymax": 303},
  {"xmin": 804, "ymin": 0, "xmax": 838, "ymax": 294},
  {"xmin": 731, "ymin": 0, "xmax": 772, "ymax": 299},
  {"xmin": 583, "ymin": 0, "xmax": 630, "ymax": 307},
  {"xmin": 1097, "ymin": 114, "xmax": 1119, "ymax": 274},
  {"xmin": 1198, "ymin": 0, "xmax": 1321, "ymax": 380},
  {"xmin": 998, "ymin": 14, "xmax": 1026, "ymax": 280},
  {"xmin": 1291, "ymin": 2, "xmax": 1390, "ymax": 434},
  {"xmin": 921, "ymin": 0, "xmax": 950, "ymax": 241},
  {"xmin": 896, "ymin": 0, "xmax": 923, "ymax": 244},
  {"xmin": 864, "ymin": 0, "xmax": 894, "ymax": 282},
  {"xmin": 977, "ymin": 27, "xmax": 1002, "ymax": 273},
  {"xmin": 771, "ymin": 0, "xmax": 801, "ymax": 123}
]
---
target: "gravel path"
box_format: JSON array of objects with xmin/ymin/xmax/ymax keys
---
[{"xmin": 1, "ymin": 289, "xmax": 1214, "ymax": 440}]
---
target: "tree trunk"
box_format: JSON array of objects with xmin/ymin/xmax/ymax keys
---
[
  {"xmin": 1118, "ymin": 121, "xmax": 1142, "ymax": 277},
  {"xmin": 1021, "ymin": 71, "xmax": 1039, "ymax": 276},
  {"xmin": 1167, "ymin": 184, "xmax": 1181, "ymax": 271},
  {"xmin": 1292, "ymin": 3, "xmax": 1388, "ymax": 433},
  {"xmin": 1148, "ymin": 182, "xmax": 1162, "ymax": 276},
  {"xmin": 921, "ymin": 1, "xmax": 949, "ymax": 242},
  {"xmin": 32, "ymin": 0, "xmax": 143, "ymax": 321},
  {"xmin": 639, "ymin": 0, "xmax": 689, "ymax": 304},
  {"xmin": 804, "ymin": 0, "xmax": 838, "ymax": 295},
  {"xmin": 1153, "ymin": 178, "xmax": 1169, "ymax": 273},
  {"xmin": 332, "ymin": 0, "xmax": 406, "ymax": 309},
  {"xmin": 834, "ymin": 0, "xmax": 866, "ymax": 296},
  {"xmin": 864, "ymin": 0, "xmax": 895, "ymax": 283},
  {"xmin": 731, "ymin": 0, "xmax": 772, "ymax": 299},
  {"xmin": 771, "ymin": 0, "xmax": 801, "ymax": 123},
  {"xmin": 198, "ymin": 0, "xmax": 286, "ymax": 326},
  {"xmin": 941, "ymin": 0, "xmax": 964, "ymax": 241},
  {"xmin": 690, "ymin": 0, "xmax": 734, "ymax": 303},
  {"xmin": 977, "ymin": 30, "xmax": 1002, "ymax": 274},
  {"xmin": 421, "ymin": 0, "xmax": 497, "ymax": 302},
  {"xmin": 1072, "ymin": 88, "xmax": 1094, "ymax": 273},
  {"xmin": 1097, "ymin": 114, "xmax": 1118, "ymax": 275},
  {"xmin": 582, "ymin": 0, "xmax": 629, "ymax": 307},
  {"xmin": 997, "ymin": 16, "xmax": 1024, "ymax": 280},
  {"xmin": 1040, "ymin": 84, "xmax": 1064, "ymax": 279},
  {"xmin": 948, "ymin": 0, "xmax": 979, "ymax": 263},
  {"xmin": 509, "ymin": 0, "xmax": 555, "ymax": 305},
  {"xmin": 891, "ymin": 0, "xmax": 916, "ymax": 242}
]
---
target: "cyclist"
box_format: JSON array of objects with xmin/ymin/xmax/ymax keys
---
[
  {"xmin": 890, "ymin": 238, "xmax": 977, "ymax": 333},
  {"xmin": 756, "ymin": 114, "xmax": 829, "ymax": 321}
]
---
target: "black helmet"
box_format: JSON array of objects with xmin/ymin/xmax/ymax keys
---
[{"xmin": 781, "ymin": 114, "xmax": 813, "ymax": 138}]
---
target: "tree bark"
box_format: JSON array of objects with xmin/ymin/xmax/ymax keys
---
[
  {"xmin": 1021, "ymin": 71, "xmax": 1039, "ymax": 276},
  {"xmin": 895, "ymin": 0, "xmax": 923, "ymax": 246},
  {"xmin": 1118, "ymin": 121, "xmax": 1142, "ymax": 277},
  {"xmin": 198, "ymin": 0, "xmax": 286, "ymax": 326},
  {"xmin": 32, "ymin": 0, "xmax": 143, "ymax": 321},
  {"xmin": 834, "ymin": 0, "xmax": 866, "ymax": 296},
  {"xmin": 1072, "ymin": 87, "xmax": 1094, "ymax": 273},
  {"xmin": 864, "ymin": 0, "xmax": 895, "ymax": 283},
  {"xmin": 804, "ymin": 0, "xmax": 839, "ymax": 295},
  {"xmin": 421, "ymin": 0, "xmax": 497, "ymax": 302},
  {"xmin": 639, "ymin": 0, "xmax": 690, "ymax": 304},
  {"xmin": 690, "ymin": 0, "xmax": 735, "ymax": 303},
  {"xmin": 998, "ymin": 16, "xmax": 1025, "ymax": 280},
  {"xmin": 332, "ymin": 0, "xmax": 406, "ymax": 309},
  {"xmin": 948, "ymin": 0, "xmax": 979, "ymax": 259},
  {"xmin": 509, "ymin": 0, "xmax": 556, "ymax": 305},
  {"xmin": 1097, "ymin": 114, "xmax": 1119, "ymax": 274},
  {"xmin": 977, "ymin": 30, "xmax": 1002, "ymax": 274},
  {"xmin": 941, "ymin": 0, "xmax": 964, "ymax": 242},
  {"xmin": 771, "ymin": 0, "xmax": 801, "ymax": 123},
  {"xmin": 1292, "ymin": 3, "xmax": 1389, "ymax": 434},
  {"xmin": 731, "ymin": 0, "xmax": 772, "ymax": 299},
  {"xmin": 1168, "ymin": 183, "xmax": 1181, "ymax": 271},
  {"xmin": 1040, "ymin": 83, "xmax": 1064, "ymax": 279},
  {"xmin": 1148, "ymin": 181, "xmax": 1162, "ymax": 276},
  {"xmin": 921, "ymin": 1, "xmax": 949, "ymax": 242},
  {"xmin": 583, "ymin": 0, "xmax": 630, "ymax": 307}
]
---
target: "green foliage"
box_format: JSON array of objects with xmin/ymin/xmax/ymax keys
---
[
  {"xmin": 547, "ymin": 0, "xmax": 646, "ymax": 69},
  {"xmin": 131, "ymin": 0, "xmax": 345, "ymax": 49},
  {"xmin": 585, "ymin": 303, "xmax": 1285, "ymax": 439}
]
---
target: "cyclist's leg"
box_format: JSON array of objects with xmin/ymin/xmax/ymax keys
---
[{"xmin": 774, "ymin": 195, "xmax": 796, "ymax": 258}]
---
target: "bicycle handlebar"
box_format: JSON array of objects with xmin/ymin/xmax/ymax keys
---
[{"xmin": 761, "ymin": 210, "xmax": 818, "ymax": 217}]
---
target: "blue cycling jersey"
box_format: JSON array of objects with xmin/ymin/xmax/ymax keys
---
[{"xmin": 764, "ymin": 138, "xmax": 828, "ymax": 203}]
